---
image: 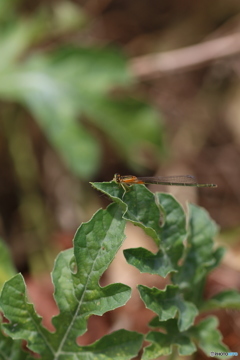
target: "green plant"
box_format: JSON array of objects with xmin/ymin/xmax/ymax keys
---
[
  {"xmin": 1, "ymin": 181, "xmax": 240, "ymax": 359},
  {"xmin": 0, "ymin": 0, "xmax": 164, "ymax": 179}
]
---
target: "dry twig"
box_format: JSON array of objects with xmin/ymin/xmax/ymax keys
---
[{"xmin": 130, "ymin": 32, "xmax": 240, "ymax": 79}]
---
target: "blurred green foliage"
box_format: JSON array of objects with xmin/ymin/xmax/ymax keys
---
[
  {"xmin": 0, "ymin": 238, "xmax": 16, "ymax": 289},
  {"xmin": 0, "ymin": 0, "xmax": 164, "ymax": 179}
]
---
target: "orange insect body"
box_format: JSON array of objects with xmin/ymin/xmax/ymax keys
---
[{"xmin": 118, "ymin": 175, "xmax": 144, "ymax": 184}]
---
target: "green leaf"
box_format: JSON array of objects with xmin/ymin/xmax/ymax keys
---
[
  {"xmin": 77, "ymin": 329, "xmax": 143, "ymax": 360},
  {"xmin": 142, "ymin": 319, "xmax": 196, "ymax": 359},
  {"xmin": 120, "ymin": 185, "xmax": 162, "ymax": 244},
  {"xmin": 86, "ymin": 97, "xmax": 164, "ymax": 170},
  {"xmin": 0, "ymin": 330, "xmax": 30, "ymax": 360},
  {"xmin": 0, "ymin": 40, "xmax": 163, "ymax": 177},
  {"xmin": 0, "ymin": 63, "xmax": 100, "ymax": 178},
  {"xmin": 25, "ymin": 90, "xmax": 100, "ymax": 179},
  {"xmin": 92, "ymin": 183, "xmax": 186, "ymax": 277},
  {"xmin": 0, "ymin": 203, "xmax": 141, "ymax": 358},
  {"xmin": 92, "ymin": 181, "xmax": 161, "ymax": 244},
  {"xmin": 0, "ymin": 274, "xmax": 52, "ymax": 356},
  {"xmin": 0, "ymin": 238, "xmax": 16, "ymax": 291},
  {"xmin": 91, "ymin": 181, "xmax": 126, "ymax": 208},
  {"xmin": 156, "ymin": 193, "xmax": 186, "ymax": 249},
  {"xmin": 138, "ymin": 284, "xmax": 198, "ymax": 331},
  {"xmin": 0, "ymin": 19, "xmax": 41, "ymax": 72},
  {"xmin": 52, "ymin": 204, "xmax": 129, "ymax": 343},
  {"xmin": 0, "ymin": 47, "xmax": 131, "ymax": 178},
  {"xmin": 38, "ymin": 48, "xmax": 164, "ymax": 172},
  {"xmin": 172, "ymin": 204, "xmax": 225, "ymax": 304},
  {"xmin": 143, "ymin": 316, "xmax": 229, "ymax": 360},
  {"xmin": 201, "ymin": 289, "xmax": 240, "ymax": 311},
  {"xmin": 124, "ymin": 247, "xmax": 178, "ymax": 277},
  {"xmin": 51, "ymin": 47, "xmax": 132, "ymax": 94},
  {"xmin": 143, "ymin": 332, "xmax": 195, "ymax": 359},
  {"xmin": 124, "ymin": 193, "xmax": 186, "ymax": 277},
  {"xmin": 191, "ymin": 317, "xmax": 229, "ymax": 359}
]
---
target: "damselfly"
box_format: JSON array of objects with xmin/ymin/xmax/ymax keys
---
[{"xmin": 113, "ymin": 173, "xmax": 217, "ymax": 188}]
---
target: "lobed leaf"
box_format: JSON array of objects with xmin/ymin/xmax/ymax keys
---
[
  {"xmin": 0, "ymin": 273, "xmax": 53, "ymax": 357},
  {"xmin": 201, "ymin": 289, "xmax": 240, "ymax": 311},
  {"xmin": 0, "ymin": 330, "xmax": 30, "ymax": 360},
  {"xmin": 172, "ymin": 203, "xmax": 225, "ymax": 304},
  {"xmin": 156, "ymin": 193, "xmax": 186, "ymax": 249},
  {"xmin": 191, "ymin": 317, "xmax": 229, "ymax": 359},
  {"xmin": 138, "ymin": 284, "xmax": 198, "ymax": 331},
  {"xmin": 52, "ymin": 204, "xmax": 130, "ymax": 347},
  {"xmin": 142, "ymin": 319, "xmax": 196, "ymax": 359},
  {"xmin": 92, "ymin": 182, "xmax": 187, "ymax": 277},
  {"xmin": 91, "ymin": 181, "xmax": 161, "ymax": 241},
  {"xmin": 143, "ymin": 316, "xmax": 229, "ymax": 360},
  {"xmin": 119, "ymin": 185, "xmax": 162, "ymax": 244},
  {"xmin": 143, "ymin": 331, "xmax": 195, "ymax": 359},
  {"xmin": 91, "ymin": 181, "xmax": 128, "ymax": 218},
  {"xmin": 0, "ymin": 203, "xmax": 141, "ymax": 359},
  {"xmin": 123, "ymin": 247, "xmax": 178, "ymax": 277},
  {"xmin": 72, "ymin": 329, "xmax": 143, "ymax": 360}
]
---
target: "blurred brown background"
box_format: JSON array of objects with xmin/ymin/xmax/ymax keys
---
[{"xmin": 0, "ymin": 0, "xmax": 240, "ymax": 358}]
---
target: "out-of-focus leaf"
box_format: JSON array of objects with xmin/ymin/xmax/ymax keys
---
[
  {"xmin": 26, "ymin": 90, "xmax": 100, "ymax": 178},
  {"xmin": 50, "ymin": 47, "xmax": 132, "ymax": 93},
  {"xmin": 0, "ymin": 59, "xmax": 100, "ymax": 178},
  {"xmin": 86, "ymin": 97, "xmax": 164, "ymax": 169},
  {"xmin": 0, "ymin": 0, "xmax": 19, "ymax": 22},
  {"xmin": 0, "ymin": 47, "xmax": 134, "ymax": 178},
  {"xmin": 0, "ymin": 19, "xmax": 43, "ymax": 72},
  {"xmin": 0, "ymin": 42, "xmax": 163, "ymax": 177},
  {"xmin": 0, "ymin": 238, "xmax": 16, "ymax": 291},
  {"xmin": 191, "ymin": 317, "xmax": 229, "ymax": 359},
  {"xmin": 201, "ymin": 289, "xmax": 240, "ymax": 311}
]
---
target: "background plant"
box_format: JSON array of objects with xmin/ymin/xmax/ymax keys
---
[{"xmin": 0, "ymin": 0, "xmax": 164, "ymax": 179}]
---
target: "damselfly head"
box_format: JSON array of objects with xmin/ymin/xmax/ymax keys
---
[{"xmin": 113, "ymin": 173, "xmax": 121, "ymax": 183}]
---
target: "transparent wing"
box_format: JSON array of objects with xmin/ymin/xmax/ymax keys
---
[
  {"xmin": 137, "ymin": 175, "xmax": 217, "ymax": 187},
  {"xmin": 137, "ymin": 175, "xmax": 197, "ymax": 185}
]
